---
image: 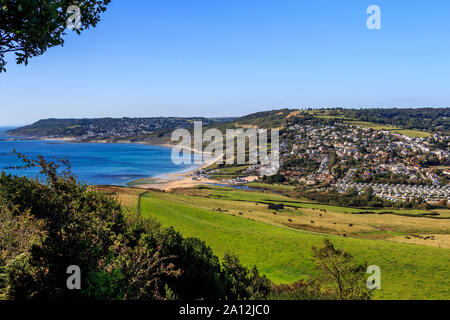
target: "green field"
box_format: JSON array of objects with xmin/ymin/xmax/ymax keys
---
[
  {"xmin": 138, "ymin": 189, "xmax": 450, "ymax": 300},
  {"xmin": 302, "ymin": 111, "xmax": 432, "ymax": 138},
  {"xmin": 206, "ymin": 164, "xmax": 251, "ymax": 180},
  {"xmin": 197, "ymin": 185, "xmax": 448, "ymax": 217},
  {"xmin": 246, "ymin": 182, "xmax": 297, "ymax": 192},
  {"xmin": 390, "ymin": 129, "xmax": 432, "ymax": 138},
  {"xmin": 344, "ymin": 120, "xmax": 430, "ymax": 138}
]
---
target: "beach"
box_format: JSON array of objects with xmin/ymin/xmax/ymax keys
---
[{"xmin": 132, "ymin": 144, "xmax": 223, "ymax": 191}]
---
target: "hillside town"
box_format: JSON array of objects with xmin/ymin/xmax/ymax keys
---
[
  {"xmin": 279, "ymin": 121, "xmax": 449, "ymax": 203},
  {"xmin": 203, "ymin": 117, "xmax": 449, "ymax": 204}
]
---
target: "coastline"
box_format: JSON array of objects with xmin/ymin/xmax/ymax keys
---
[
  {"xmin": 6, "ymin": 134, "xmax": 224, "ymax": 191},
  {"xmin": 132, "ymin": 143, "xmax": 223, "ymax": 191}
]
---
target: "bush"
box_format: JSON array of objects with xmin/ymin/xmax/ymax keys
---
[
  {"xmin": 0, "ymin": 155, "xmax": 177, "ymax": 299},
  {"xmin": 222, "ymin": 253, "xmax": 271, "ymax": 300},
  {"xmin": 268, "ymin": 203, "xmax": 284, "ymax": 211}
]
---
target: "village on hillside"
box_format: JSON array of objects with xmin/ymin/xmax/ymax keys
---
[{"xmin": 202, "ymin": 118, "xmax": 449, "ymax": 205}]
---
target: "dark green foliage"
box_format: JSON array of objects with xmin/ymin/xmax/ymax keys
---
[
  {"xmin": 222, "ymin": 253, "xmax": 271, "ymax": 300},
  {"xmin": 234, "ymin": 109, "xmax": 293, "ymax": 128},
  {"xmin": 268, "ymin": 280, "xmax": 326, "ymax": 300},
  {"xmin": 0, "ymin": 155, "xmax": 178, "ymax": 299},
  {"xmin": 264, "ymin": 173, "xmax": 286, "ymax": 184},
  {"xmin": 268, "ymin": 203, "xmax": 284, "ymax": 211},
  {"xmin": 140, "ymin": 224, "xmax": 227, "ymax": 300}
]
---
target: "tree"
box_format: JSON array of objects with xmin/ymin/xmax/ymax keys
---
[
  {"xmin": 312, "ymin": 239, "xmax": 372, "ymax": 300},
  {"xmin": 264, "ymin": 172, "xmax": 286, "ymax": 184},
  {"xmin": 0, "ymin": 0, "xmax": 110, "ymax": 72},
  {"xmin": 141, "ymin": 226, "xmax": 228, "ymax": 300},
  {"xmin": 361, "ymin": 186, "xmax": 374, "ymax": 202},
  {"xmin": 0, "ymin": 155, "xmax": 180, "ymax": 300},
  {"xmin": 222, "ymin": 253, "xmax": 271, "ymax": 300}
]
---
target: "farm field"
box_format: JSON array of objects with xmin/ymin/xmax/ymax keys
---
[
  {"xmin": 161, "ymin": 186, "xmax": 450, "ymax": 247},
  {"xmin": 390, "ymin": 129, "xmax": 432, "ymax": 138},
  {"xmin": 246, "ymin": 182, "xmax": 297, "ymax": 192},
  {"xmin": 345, "ymin": 121, "xmax": 431, "ymax": 138},
  {"xmin": 103, "ymin": 185, "xmax": 450, "ymax": 300},
  {"xmin": 302, "ymin": 110, "xmax": 432, "ymax": 138}
]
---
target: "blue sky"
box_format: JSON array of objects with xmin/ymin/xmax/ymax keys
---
[{"xmin": 1, "ymin": 0, "xmax": 450, "ymax": 125}]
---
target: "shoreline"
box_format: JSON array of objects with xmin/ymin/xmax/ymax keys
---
[
  {"xmin": 131, "ymin": 145, "xmax": 223, "ymax": 191},
  {"xmin": 6, "ymin": 134, "xmax": 226, "ymax": 191}
]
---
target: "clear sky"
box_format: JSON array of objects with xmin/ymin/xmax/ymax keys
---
[{"xmin": 1, "ymin": 0, "xmax": 450, "ymax": 125}]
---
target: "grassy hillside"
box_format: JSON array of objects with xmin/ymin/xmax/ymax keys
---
[
  {"xmin": 304, "ymin": 108, "xmax": 449, "ymax": 134},
  {"xmin": 301, "ymin": 111, "xmax": 433, "ymax": 138},
  {"xmin": 129, "ymin": 187, "xmax": 450, "ymax": 300}
]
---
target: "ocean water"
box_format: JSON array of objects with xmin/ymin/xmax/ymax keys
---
[{"xmin": 0, "ymin": 127, "xmax": 196, "ymax": 186}]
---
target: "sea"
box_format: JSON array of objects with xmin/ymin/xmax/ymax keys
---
[{"xmin": 0, "ymin": 127, "xmax": 197, "ymax": 186}]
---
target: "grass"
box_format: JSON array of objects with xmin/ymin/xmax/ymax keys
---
[
  {"xmin": 246, "ymin": 182, "xmax": 296, "ymax": 192},
  {"xmin": 343, "ymin": 120, "xmax": 430, "ymax": 138},
  {"xmin": 95, "ymin": 186, "xmax": 146, "ymax": 216},
  {"xmin": 126, "ymin": 177, "xmax": 165, "ymax": 187},
  {"xmin": 345, "ymin": 120, "xmax": 399, "ymax": 131},
  {"xmin": 302, "ymin": 110, "xmax": 432, "ymax": 138},
  {"xmin": 206, "ymin": 165, "xmax": 251, "ymax": 180},
  {"xmin": 390, "ymin": 129, "xmax": 431, "ymax": 138},
  {"xmin": 173, "ymin": 187, "xmax": 450, "ymax": 242},
  {"xmin": 187, "ymin": 185, "xmax": 449, "ymax": 218},
  {"xmin": 137, "ymin": 188, "xmax": 450, "ymax": 300}
]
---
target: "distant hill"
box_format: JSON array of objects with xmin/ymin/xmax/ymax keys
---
[
  {"xmin": 233, "ymin": 108, "xmax": 294, "ymax": 128},
  {"xmin": 7, "ymin": 108, "xmax": 449, "ymax": 142},
  {"xmin": 7, "ymin": 117, "xmax": 236, "ymax": 141}
]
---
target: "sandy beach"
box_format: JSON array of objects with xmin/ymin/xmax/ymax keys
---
[{"xmin": 132, "ymin": 144, "xmax": 223, "ymax": 191}]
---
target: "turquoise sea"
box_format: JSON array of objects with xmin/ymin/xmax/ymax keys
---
[{"xmin": 0, "ymin": 127, "xmax": 196, "ymax": 186}]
